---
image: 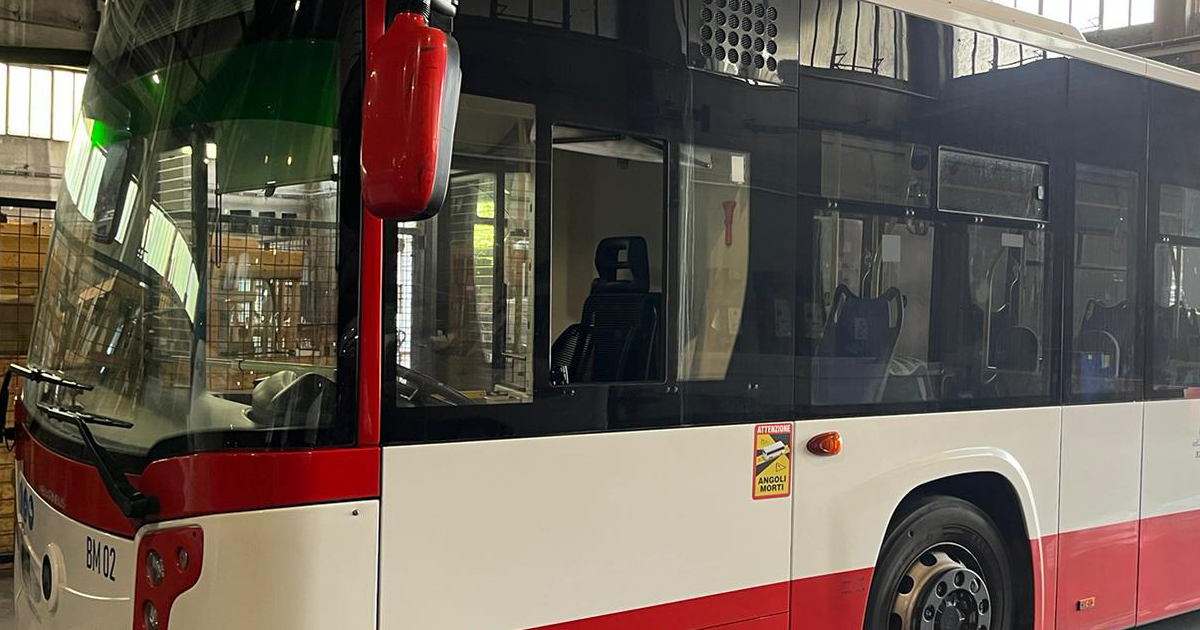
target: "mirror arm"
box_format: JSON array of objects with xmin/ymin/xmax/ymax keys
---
[
  {"xmin": 431, "ymin": 0, "xmax": 459, "ymax": 18},
  {"xmin": 395, "ymin": 0, "xmax": 458, "ymax": 18}
]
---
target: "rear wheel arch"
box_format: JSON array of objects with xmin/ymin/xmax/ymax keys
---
[{"xmin": 872, "ymin": 472, "xmax": 1035, "ymax": 630}]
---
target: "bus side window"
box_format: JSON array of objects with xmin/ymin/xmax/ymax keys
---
[
  {"xmin": 679, "ymin": 147, "xmax": 752, "ymax": 383},
  {"xmin": 801, "ymin": 10, "xmax": 1063, "ymax": 411},
  {"xmin": 1149, "ymin": 82, "xmax": 1200, "ymax": 398},
  {"xmin": 393, "ymin": 95, "xmax": 537, "ymax": 406},
  {"xmin": 549, "ymin": 125, "xmax": 666, "ymax": 385},
  {"xmin": 810, "ymin": 209, "xmax": 935, "ymax": 406}
]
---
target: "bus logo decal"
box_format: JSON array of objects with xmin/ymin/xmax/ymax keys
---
[
  {"xmin": 18, "ymin": 481, "xmax": 34, "ymax": 530},
  {"xmin": 753, "ymin": 423, "xmax": 792, "ymax": 500}
]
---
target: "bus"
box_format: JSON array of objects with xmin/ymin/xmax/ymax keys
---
[{"xmin": 8, "ymin": 0, "xmax": 1200, "ymax": 627}]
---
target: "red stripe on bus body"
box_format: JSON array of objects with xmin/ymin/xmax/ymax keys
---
[
  {"xmin": 705, "ymin": 613, "xmax": 789, "ymax": 630},
  {"xmin": 1137, "ymin": 508, "xmax": 1200, "ymax": 624},
  {"xmin": 527, "ymin": 582, "xmax": 790, "ymax": 630},
  {"xmin": 17, "ymin": 422, "xmax": 136, "ymax": 536},
  {"xmin": 17, "ymin": 425, "xmax": 380, "ymax": 537},
  {"xmin": 138, "ymin": 447, "xmax": 381, "ymax": 520},
  {"xmin": 1032, "ymin": 534, "xmax": 1058, "ymax": 630},
  {"xmin": 1054, "ymin": 521, "xmax": 1138, "ymax": 630},
  {"xmin": 790, "ymin": 567, "xmax": 874, "ymax": 630}
]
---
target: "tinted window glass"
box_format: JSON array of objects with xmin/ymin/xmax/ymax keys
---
[
  {"xmin": 812, "ymin": 132, "xmax": 932, "ymax": 208},
  {"xmin": 680, "ymin": 146, "xmax": 752, "ymax": 382},
  {"xmin": 938, "ymin": 149, "xmax": 1048, "ymax": 221},
  {"xmin": 394, "ymin": 95, "xmax": 536, "ymax": 406},
  {"xmin": 1072, "ymin": 166, "xmax": 1140, "ymax": 398},
  {"xmin": 811, "ymin": 210, "xmax": 934, "ymax": 405},
  {"xmin": 1150, "ymin": 81, "xmax": 1200, "ymax": 397},
  {"xmin": 678, "ymin": 71, "xmax": 799, "ymax": 426},
  {"xmin": 550, "ymin": 125, "xmax": 666, "ymax": 385},
  {"xmin": 799, "ymin": 6, "xmax": 1063, "ymax": 412},
  {"xmin": 952, "ymin": 224, "xmax": 1052, "ymax": 399},
  {"xmin": 26, "ymin": 0, "xmax": 358, "ymax": 467},
  {"xmin": 1067, "ymin": 62, "xmax": 1147, "ymax": 402},
  {"xmin": 1160, "ymin": 184, "xmax": 1200, "ymax": 239},
  {"xmin": 1153, "ymin": 243, "xmax": 1200, "ymax": 394}
]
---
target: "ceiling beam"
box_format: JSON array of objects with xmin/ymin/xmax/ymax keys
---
[{"xmin": 0, "ymin": 45, "xmax": 88, "ymax": 67}]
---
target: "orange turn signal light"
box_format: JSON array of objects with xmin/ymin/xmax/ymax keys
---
[{"xmin": 806, "ymin": 431, "xmax": 842, "ymax": 456}]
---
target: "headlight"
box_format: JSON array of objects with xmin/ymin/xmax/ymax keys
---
[
  {"xmin": 146, "ymin": 550, "xmax": 164, "ymax": 586},
  {"xmin": 143, "ymin": 601, "xmax": 159, "ymax": 630}
]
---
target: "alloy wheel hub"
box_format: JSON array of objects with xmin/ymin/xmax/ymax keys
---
[{"xmin": 891, "ymin": 549, "xmax": 993, "ymax": 630}]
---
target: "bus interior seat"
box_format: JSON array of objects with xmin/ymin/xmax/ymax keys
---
[
  {"xmin": 812, "ymin": 284, "xmax": 904, "ymax": 405},
  {"xmin": 989, "ymin": 326, "xmax": 1041, "ymax": 396},
  {"xmin": 553, "ymin": 236, "xmax": 661, "ymax": 384},
  {"xmin": 987, "ymin": 302, "xmax": 1016, "ymax": 365},
  {"xmin": 885, "ymin": 355, "xmax": 933, "ymax": 402},
  {"xmin": 1155, "ymin": 304, "xmax": 1200, "ymax": 366},
  {"xmin": 248, "ymin": 370, "xmax": 336, "ymax": 425},
  {"xmin": 1080, "ymin": 300, "xmax": 1133, "ymax": 373},
  {"xmin": 1076, "ymin": 329, "xmax": 1121, "ymax": 394},
  {"xmin": 551, "ymin": 323, "xmax": 583, "ymax": 382},
  {"xmin": 993, "ymin": 326, "xmax": 1039, "ymax": 372}
]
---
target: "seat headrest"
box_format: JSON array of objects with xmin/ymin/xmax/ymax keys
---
[{"xmin": 593, "ymin": 236, "xmax": 650, "ymax": 293}]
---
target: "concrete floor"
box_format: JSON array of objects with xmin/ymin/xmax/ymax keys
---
[
  {"xmin": 0, "ymin": 567, "xmax": 12, "ymax": 630},
  {"xmin": 1155, "ymin": 612, "xmax": 1200, "ymax": 630},
  {"xmin": 0, "ymin": 562, "xmax": 1198, "ymax": 630}
]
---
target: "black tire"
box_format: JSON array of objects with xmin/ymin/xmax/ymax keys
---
[{"xmin": 863, "ymin": 496, "xmax": 1014, "ymax": 630}]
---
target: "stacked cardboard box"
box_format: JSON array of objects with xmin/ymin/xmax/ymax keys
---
[
  {"xmin": 0, "ymin": 220, "xmax": 49, "ymax": 358},
  {"xmin": 0, "ymin": 215, "xmax": 50, "ymax": 555}
]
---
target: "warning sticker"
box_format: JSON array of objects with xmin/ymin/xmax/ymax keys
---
[{"xmin": 753, "ymin": 423, "xmax": 792, "ymax": 500}]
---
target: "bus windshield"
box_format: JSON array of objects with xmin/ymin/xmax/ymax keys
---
[{"xmin": 23, "ymin": 0, "xmax": 356, "ymax": 467}]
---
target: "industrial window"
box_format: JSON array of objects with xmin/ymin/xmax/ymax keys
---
[
  {"xmin": 987, "ymin": 0, "xmax": 1155, "ymax": 31},
  {"xmin": 0, "ymin": 64, "xmax": 86, "ymax": 142},
  {"xmin": 458, "ymin": 0, "xmax": 619, "ymax": 38},
  {"xmin": 952, "ymin": 28, "xmax": 1056, "ymax": 77},
  {"xmin": 800, "ymin": 0, "xmax": 909, "ymax": 80}
]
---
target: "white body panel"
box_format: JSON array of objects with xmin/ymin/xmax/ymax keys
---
[
  {"xmin": 14, "ymin": 466, "xmax": 135, "ymax": 630},
  {"xmin": 1135, "ymin": 399, "xmax": 1200, "ymax": 622},
  {"xmin": 14, "ymin": 463, "xmax": 379, "ymax": 630},
  {"xmin": 1057, "ymin": 402, "xmax": 1143, "ymax": 630},
  {"xmin": 1059, "ymin": 402, "xmax": 1143, "ymax": 532},
  {"xmin": 165, "ymin": 501, "xmax": 380, "ymax": 630},
  {"xmin": 1140, "ymin": 399, "xmax": 1200, "ymax": 520},
  {"xmin": 790, "ymin": 407, "xmax": 1061, "ymax": 579},
  {"xmin": 378, "ymin": 425, "xmax": 792, "ymax": 630}
]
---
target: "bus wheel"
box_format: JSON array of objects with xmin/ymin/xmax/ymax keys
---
[{"xmin": 863, "ymin": 496, "xmax": 1014, "ymax": 630}]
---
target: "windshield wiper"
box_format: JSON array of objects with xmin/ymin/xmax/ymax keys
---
[
  {"xmin": 0, "ymin": 364, "xmax": 95, "ymax": 440},
  {"xmin": 37, "ymin": 404, "xmax": 134, "ymax": 429},
  {"xmin": 0, "ymin": 365, "xmax": 158, "ymax": 522},
  {"xmin": 37, "ymin": 403, "xmax": 159, "ymax": 521}
]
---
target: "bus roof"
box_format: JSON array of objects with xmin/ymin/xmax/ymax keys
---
[{"xmin": 874, "ymin": 0, "xmax": 1200, "ymax": 91}]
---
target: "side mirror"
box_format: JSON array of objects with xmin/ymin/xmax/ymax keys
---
[{"xmin": 361, "ymin": 9, "xmax": 462, "ymax": 221}]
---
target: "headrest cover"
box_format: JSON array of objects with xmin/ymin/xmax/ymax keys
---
[{"xmin": 593, "ymin": 236, "xmax": 650, "ymax": 293}]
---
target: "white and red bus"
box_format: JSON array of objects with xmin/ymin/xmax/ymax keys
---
[{"xmin": 8, "ymin": 0, "xmax": 1200, "ymax": 628}]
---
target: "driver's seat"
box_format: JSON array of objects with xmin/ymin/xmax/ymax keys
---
[{"xmin": 553, "ymin": 237, "xmax": 660, "ymax": 384}]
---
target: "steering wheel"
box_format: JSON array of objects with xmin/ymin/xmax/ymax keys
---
[{"xmin": 396, "ymin": 365, "xmax": 472, "ymax": 406}]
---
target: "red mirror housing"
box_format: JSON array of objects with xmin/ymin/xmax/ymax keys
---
[{"xmin": 362, "ymin": 11, "xmax": 462, "ymax": 220}]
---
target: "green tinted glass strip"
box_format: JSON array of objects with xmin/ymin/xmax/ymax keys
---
[{"xmin": 88, "ymin": 39, "xmax": 339, "ymax": 139}]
